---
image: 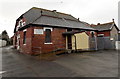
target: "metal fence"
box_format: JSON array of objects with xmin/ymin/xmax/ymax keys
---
[{"xmin": 97, "ymin": 37, "xmax": 115, "ymax": 50}]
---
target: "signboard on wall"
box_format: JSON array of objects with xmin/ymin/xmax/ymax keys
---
[{"xmin": 34, "ymin": 29, "xmax": 43, "ymax": 34}]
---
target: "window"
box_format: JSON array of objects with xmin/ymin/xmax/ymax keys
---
[
  {"xmin": 20, "ymin": 21, "xmax": 22, "ymax": 27},
  {"xmin": 22, "ymin": 22, "xmax": 26, "ymax": 26},
  {"xmin": 23, "ymin": 31, "xmax": 26, "ymax": 44},
  {"xmin": 45, "ymin": 29, "xmax": 51, "ymax": 43},
  {"xmin": 118, "ymin": 34, "xmax": 120, "ymax": 41},
  {"xmin": 19, "ymin": 20, "xmax": 26, "ymax": 27},
  {"xmin": 16, "ymin": 26, "xmax": 19, "ymax": 31}
]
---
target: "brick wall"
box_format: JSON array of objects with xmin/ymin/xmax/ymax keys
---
[
  {"xmin": 13, "ymin": 26, "xmax": 66, "ymax": 54},
  {"xmin": 19, "ymin": 27, "xmax": 33, "ymax": 54},
  {"xmin": 97, "ymin": 31, "xmax": 110, "ymax": 37},
  {"xmin": 32, "ymin": 26, "xmax": 66, "ymax": 54},
  {"xmin": 13, "ymin": 34, "xmax": 17, "ymax": 48}
]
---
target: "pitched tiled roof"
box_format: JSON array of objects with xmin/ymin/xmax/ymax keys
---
[
  {"xmin": 32, "ymin": 16, "xmax": 93, "ymax": 30},
  {"xmin": 91, "ymin": 22, "xmax": 119, "ymax": 31},
  {"xmin": 18, "ymin": 7, "xmax": 94, "ymax": 31},
  {"xmin": 20, "ymin": 7, "xmax": 79, "ymax": 25}
]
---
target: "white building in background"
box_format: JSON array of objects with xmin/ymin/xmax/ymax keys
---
[
  {"xmin": 116, "ymin": 31, "xmax": 120, "ymax": 50},
  {"xmin": 0, "ymin": 39, "xmax": 7, "ymax": 47}
]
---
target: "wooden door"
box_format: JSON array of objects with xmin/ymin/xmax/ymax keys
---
[{"xmin": 67, "ymin": 35, "xmax": 72, "ymax": 49}]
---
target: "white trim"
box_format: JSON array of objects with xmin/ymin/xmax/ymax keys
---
[
  {"xmin": 44, "ymin": 27, "xmax": 53, "ymax": 31},
  {"xmin": 20, "ymin": 19, "xmax": 22, "ymax": 22},
  {"xmin": 44, "ymin": 43, "xmax": 53, "ymax": 44},
  {"xmin": 98, "ymin": 34, "xmax": 104, "ymax": 36},
  {"xmin": 90, "ymin": 31, "xmax": 95, "ymax": 33},
  {"xmin": 17, "ymin": 34, "xmax": 20, "ymax": 39},
  {"xmin": 19, "ymin": 20, "xmax": 22, "ymax": 27},
  {"xmin": 90, "ymin": 31, "xmax": 95, "ymax": 37},
  {"xmin": 23, "ymin": 29, "xmax": 27, "ymax": 32},
  {"xmin": 22, "ymin": 22, "xmax": 26, "ymax": 26},
  {"xmin": 110, "ymin": 23, "xmax": 114, "ymax": 30},
  {"xmin": 110, "ymin": 38, "xmax": 114, "ymax": 41},
  {"xmin": 23, "ymin": 44, "xmax": 26, "ymax": 45}
]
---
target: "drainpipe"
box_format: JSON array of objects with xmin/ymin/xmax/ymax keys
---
[
  {"xmin": 73, "ymin": 35, "xmax": 77, "ymax": 50},
  {"xmin": 95, "ymin": 36, "xmax": 98, "ymax": 50}
]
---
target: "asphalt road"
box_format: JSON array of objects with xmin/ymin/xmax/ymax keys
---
[{"xmin": 1, "ymin": 46, "xmax": 118, "ymax": 77}]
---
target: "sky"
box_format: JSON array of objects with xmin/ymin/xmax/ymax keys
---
[{"xmin": 0, "ymin": 0, "xmax": 119, "ymax": 37}]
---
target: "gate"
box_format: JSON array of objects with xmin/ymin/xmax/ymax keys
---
[
  {"xmin": 97, "ymin": 37, "xmax": 115, "ymax": 50},
  {"xmin": 97, "ymin": 37, "xmax": 104, "ymax": 50},
  {"xmin": 89, "ymin": 37, "xmax": 96, "ymax": 50}
]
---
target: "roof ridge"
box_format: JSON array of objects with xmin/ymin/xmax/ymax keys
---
[
  {"xmin": 95, "ymin": 22, "xmax": 114, "ymax": 26},
  {"xmin": 31, "ymin": 7, "xmax": 72, "ymax": 16},
  {"xmin": 32, "ymin": 7, "xmax": 51, "ymax": 12}
]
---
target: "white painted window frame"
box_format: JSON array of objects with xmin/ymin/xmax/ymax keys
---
[
  {"xmin": 23, "ymin": 29, "xmax": 27, "ymax": 45},
  {"xmin": 97, "ymin": 34, "xmax": 104, "ymax": 37},
  {"xmin": 44, "ymin": 27, "xmax": 53, "ymax": 44},
  {"xmin": 44, "ymin": 27, "xmax": 53, "ymax": 31},
  {"xmin": 44, "ymin": 43, "xmax": 53, "ymax": 44}
]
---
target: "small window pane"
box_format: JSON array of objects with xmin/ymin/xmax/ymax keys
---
[
  {"xmin": 23, "ymin": 31, "xmax": 26, "ymax": 44},
  {"xmin": 45, "ymin": 29, "xmax": 51, "ymax": 43}
]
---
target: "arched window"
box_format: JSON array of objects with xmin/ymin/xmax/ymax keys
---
[
  {"xmin": 23, "ymin": 31, "xmax": 26, "ymax": 44},
  {"xmin": 45, "ymin": 29, "xmax": 51, "ymax": 43}
]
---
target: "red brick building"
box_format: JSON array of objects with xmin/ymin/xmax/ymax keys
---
[
  {"xmin": 13, "ymin": 7, "xmax": 94, "ymax": 55},
  {"xmin": 91, "ymin": 20, "xmax": 119, "ymax": 49}
]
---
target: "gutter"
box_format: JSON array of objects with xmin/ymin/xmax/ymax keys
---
[
  {"xmin": 18, "ymin": 23, "xmax": 97, "ymax": 32},
  {"xmin": 95, "ymin": 36, "xmax": 98, "ymax": 50}
]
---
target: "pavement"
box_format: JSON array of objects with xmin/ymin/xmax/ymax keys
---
[{"xmin": 0, "ymin": 46, "xmax": 118, "ymax": 77}]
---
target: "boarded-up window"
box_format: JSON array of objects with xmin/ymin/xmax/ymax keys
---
[
  {"xmin": 45, "ymin": 29, "xmax": 51, "ymax": 43},
  {"xmin": 23, "ymin": 31, "xmax": 26, "ymax": 44}
]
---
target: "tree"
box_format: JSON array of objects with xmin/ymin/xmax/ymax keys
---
[
  {"xmin": 1, "ymin": 30, "xmax": 10, "ymax": 45},
  {"xmin": 2, "ymin": 30, "xmax": 8, "ymax": 35}
]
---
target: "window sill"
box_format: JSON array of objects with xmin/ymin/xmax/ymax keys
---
[
  {"xmin": 44, "ymin": 43, "xmax": 53, "ymax": 44},
  {"xmin": 23, "ymin": 44, "xmax": 26, "ymax": 45}
]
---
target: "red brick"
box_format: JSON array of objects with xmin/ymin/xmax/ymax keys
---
[{"xmin": 13, "ymin": 26, "xmax": 67, "ymax": 55}]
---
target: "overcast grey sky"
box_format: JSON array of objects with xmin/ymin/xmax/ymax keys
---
[{"xmin": 0, "ymin": 0, "xmax": 119, "ymax": 37}]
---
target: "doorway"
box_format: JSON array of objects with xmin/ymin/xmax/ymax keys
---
[{"xmin": 67, "ymin": 35, "xmax": 72, "ymax": 49}]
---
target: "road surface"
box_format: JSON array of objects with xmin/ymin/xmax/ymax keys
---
[{"xmin": 1, "ymin": 46, "xmax": 118, "ymax": 77}]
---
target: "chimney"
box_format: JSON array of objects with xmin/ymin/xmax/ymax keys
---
[
  {"xmin": 53, "ymin": 10, "xmax": 57, "ymax": 12},
  {"xmin": 97, "ymin": 23, "xmax": 100, "ymax": 25},
  {"xmin": 112, "ymin": 19, "xmax": 114, "ymax": 22},
  {"xmin": 78, "ymin": 18, "xmax": 80, "ymax": 21},
  {"xmin": 90, "ymin": 24, "xmax": 96, "ymax": 27}
]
